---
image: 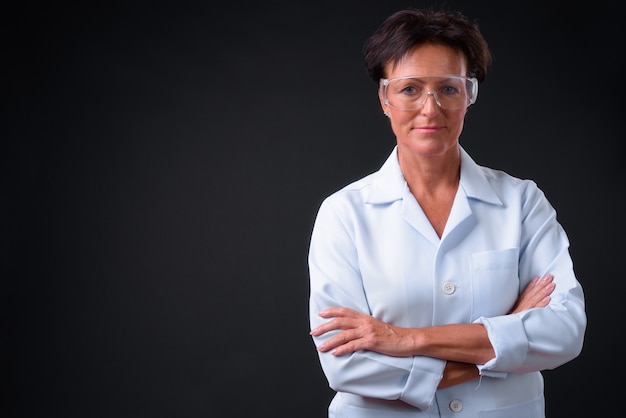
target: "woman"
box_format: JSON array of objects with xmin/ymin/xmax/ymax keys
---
[{"xmin": 308, "ymin": 8, "xmax": 586, "ymax": 417}]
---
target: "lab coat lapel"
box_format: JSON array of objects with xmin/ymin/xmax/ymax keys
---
[
  {"xmin": 366, "ymin": 145, "xmax": 501, "ymax": 245},
  {"xmin": 441, "ymin": 186, "xmax": 472, "ymax": 240},
  {"xmin": 367, "ymin": 147, "xmax": 441, "ymax": 244},
  {"xmin": 401, "ymin": 187, "xmax": 441, "ymax": 245},
  {"xmin": 440, "ymin": 147, "xmax": 503, "ymax": 240}
]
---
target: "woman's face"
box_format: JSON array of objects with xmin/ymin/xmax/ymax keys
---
[{"xmin": 379, "ymin": 43, "xmax": 469, "ymax": 159}]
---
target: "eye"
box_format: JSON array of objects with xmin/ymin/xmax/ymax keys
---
[
  {"xmin": 439, "ymin": 84, "xmax": 461, "ymax": 96},
  {"xmin": 398, "ymin": 82, "xmax": 423, "ymax": 96}
]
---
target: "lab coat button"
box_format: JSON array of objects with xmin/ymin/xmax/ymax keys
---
[
  {"xmin": 442, "ymin": 282, "xmax": 456, "ymax": 294},
  {"xmin": 449, "ymin": 399, "xmax": 463, "ymax": 412}
]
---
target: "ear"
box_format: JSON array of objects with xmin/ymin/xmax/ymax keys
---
[{"xmin": 378, "ymin": 88, "xmax": 391, "ymax": 117}]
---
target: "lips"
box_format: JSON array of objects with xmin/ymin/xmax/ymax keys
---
[{"xmin": 414, "ymin": 125, "xmax": 442, "ymax": 133}]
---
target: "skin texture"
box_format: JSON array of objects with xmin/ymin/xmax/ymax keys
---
[
  {"xmin": 381, "ymin": 43, "xmax": 469, "ymax": 238},
  {"xmin": 311, "ymin": 275, "xmax": 555, "ymax": 388},
  {"xmin": 310, "ymin": 43, "xmax": 557, "ymax": 389}
]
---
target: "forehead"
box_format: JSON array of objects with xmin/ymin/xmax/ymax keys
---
[{"xmin": 386, "ymin": 43, "xmax": 468, "ymax": 78}]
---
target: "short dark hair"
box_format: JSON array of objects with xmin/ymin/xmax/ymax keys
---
[{"xmin": 363, "ymin": 8, "xmax": 492, "ymax": 84}]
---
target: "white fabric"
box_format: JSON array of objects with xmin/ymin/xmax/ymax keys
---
[{"xmin": 308, "ymin": 145, "xmax": 586, "ymax": 417}]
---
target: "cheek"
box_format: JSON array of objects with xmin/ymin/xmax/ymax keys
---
[
  {"xmin": 449, "ymin": 111, "xmax": 467, "ymax": 134},
  {"xmin": 389, "ymin": 117, "xmax": 410, "ymax": 140},
  {"xmin": 389, "ymin": 112, "xmax": 414, "ymax": 132}
]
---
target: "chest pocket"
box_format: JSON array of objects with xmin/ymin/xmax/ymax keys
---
[{"xmin": 470, "ymin": 248, "xmax": 520, "ymax": 318}]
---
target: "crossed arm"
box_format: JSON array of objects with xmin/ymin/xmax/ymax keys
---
[{"xmin": 310, "ymin": 274, "xmax": 555, "ymax": 388}]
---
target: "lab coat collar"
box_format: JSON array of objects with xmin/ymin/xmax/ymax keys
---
[{"xmin": 366, "ymin": 145, "xmax": 503, "ymax": 207}]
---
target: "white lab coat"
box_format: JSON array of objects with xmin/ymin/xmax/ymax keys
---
[{"xmin": 308, "ymin": 145, "xmax": 586, "ymax": 417}]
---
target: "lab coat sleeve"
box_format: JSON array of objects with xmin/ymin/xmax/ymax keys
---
[
  {"xmin": 474, "ymin": 180, "xmax": 586, "ymax": 375},
  {"xmin": 308, "ymin": 197, "xmax": 444, "ymax": 410}
]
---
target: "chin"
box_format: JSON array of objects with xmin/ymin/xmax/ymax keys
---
[{"xmin": 402, "ymin": 138, "xmax": 457, "ymax": 157}]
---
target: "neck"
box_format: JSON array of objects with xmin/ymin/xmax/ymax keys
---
[{"xmin": 398, "ymin": 145, "xmax": 461, "ymax": 196}]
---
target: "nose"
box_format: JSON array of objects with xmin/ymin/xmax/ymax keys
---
[{"xmin": 420, "ymin": 91, "xmax": 441, "ymax": 113}]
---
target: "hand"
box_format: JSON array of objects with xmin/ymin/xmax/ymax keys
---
[
  {"xmin": 509, "ymin": 274, "xmax": 555, "ymax": 314},
  {"xmin": 310, "ymin": 274, "xmax": 556, "ymax": 358},
  {"xmin": 310, "ymin": 307, "xmax": 415, "ymax": 357},
  {"xmin": 439, "ymin": 361, "xmax": 480, "ymax": 389}
]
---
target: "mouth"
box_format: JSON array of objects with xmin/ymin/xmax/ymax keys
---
[{"xmin": 414, "ymin": 125, "xmax": 442, "ymax": 133}]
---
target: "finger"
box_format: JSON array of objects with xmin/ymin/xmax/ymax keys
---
[
  {"xmin": 310, "ymin": 317, "xmax": 359, "ymax": 336},
  {"xmin": 529, "ymin": 276, "xmax": 555, "ymax": 301},
  {"xmin": 330, "ymin": 340, "xmax": 360, "ymax": 356},
  {"xmin": 513, "ymin": 283, "xmax": 555, "ymax": 312},
  {"xmin": 526, "ymin": 275, "xmax": 545, "ymax": 291},
  {"xmin": 318, "ymin": 306, "xmax": 362, "ymax": 319},
  {"xmin": 523, "ymin": 274, "xmax": 554, "ymax": 299},
  {"xmin": 518, "ymin": 276, "xmax": 541, "ymax": 298},
  {"xmin": 317, "ymin": 329, "xmax": 360, "ymax": 353},
  {"xmin": 538, "ymin": 273, "xmax": 554, "ymax": 286},
  {"xmin": 526, "ymin": 285, "xmax": 554, "ymax": 308},
  {"xmin": 535, "ymin": 295, "xmax": 551, "ymax": 308}
]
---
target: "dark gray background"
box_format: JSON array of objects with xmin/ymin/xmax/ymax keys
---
[{"xmin": 3, "ymin": 1, "xmax": 623, "ymax": 416}]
